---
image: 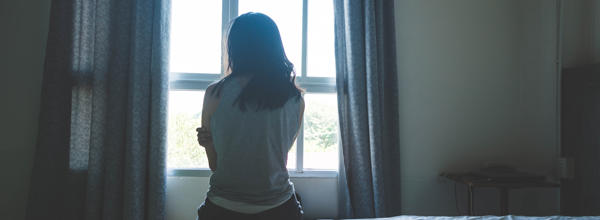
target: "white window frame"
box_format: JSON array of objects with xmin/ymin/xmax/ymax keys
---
[{"xmin": 168, "ymin": 0, "xmax": 337, "ymax": 178}]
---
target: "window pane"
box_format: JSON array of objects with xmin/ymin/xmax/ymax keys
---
[
  {"xmin": 307, "ymin": 0, "xmax": 336, "ymax": 77},
  {"xmin": 303, "ymin": 93, "xmax": 339, "ymax": 170},
  {"xmin": 238, "ymin": 0, "xmax": 303, "ymax": 74},
  {"xmin": 170, "ymin": 0, "xmax": 221, "ymax": 73},
  {"xmin": 167, "ymin": 91, "xmax": 208, "ymax": 168},
  {"xmin": 287, "ymin": 141, "xmax": 297, "ymax": 169}
]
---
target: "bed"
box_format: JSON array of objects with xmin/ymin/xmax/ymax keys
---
[{"xmin": 324, "ymin": 216, "xmax": 600, "ymax": 220}]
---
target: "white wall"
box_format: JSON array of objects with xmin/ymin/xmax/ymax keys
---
[
  {"xmin": 166, "ymin": 176, "xmax": 338, "ymax": 220},
  {"xmin": 395, "ymin": 0, "xmax": 560, "ymax": 215},
  {"xmin": 0, "ymin": 0, "xmax": 51, "ymax": 219}
]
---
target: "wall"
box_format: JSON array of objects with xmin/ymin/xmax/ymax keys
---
[
  {"xmin": 0, "ymin": 0, "xmax": 51, "ymax": 219},
  {"xmin": 395, "ymin": 0, "xmax": 560, "ymax": 215}
]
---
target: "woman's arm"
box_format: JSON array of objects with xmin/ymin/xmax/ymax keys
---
[
  {"xmin": 197, "ymin": 84, "xmax": 220, "ymax": 171},
  {"xmin": 196, "ymin": 127, "xmax": 217, "ymax": 171}
]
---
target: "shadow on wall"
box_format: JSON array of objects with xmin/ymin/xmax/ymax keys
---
[{"xmin": 396, "ymin": 0, "xmax": 561, "ymax": 215}]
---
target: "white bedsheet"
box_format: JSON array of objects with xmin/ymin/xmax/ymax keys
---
[{"xmin": 329, "ymin": 216, "xmax": 600, "ymax": 220}]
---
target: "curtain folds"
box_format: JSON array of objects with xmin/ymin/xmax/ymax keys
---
[
  {"xmin": 26, "ymin": 0, "xmax": 170, "ymax": 219},
  {"xmin": 334, "ymin": 0, "xmax": 401, "ymax": 218}
]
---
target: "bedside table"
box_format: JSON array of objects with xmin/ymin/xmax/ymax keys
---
[{"xmin": 441, "ymin": 172, "xmax": 560, "ymax": 215}]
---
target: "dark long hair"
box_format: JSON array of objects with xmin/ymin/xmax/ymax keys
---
[{"xmin": 214, "ymin": 12, "xmax": 303, "ymax": 111}]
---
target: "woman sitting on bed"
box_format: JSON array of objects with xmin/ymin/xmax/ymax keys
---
[{"xmin": 195, "ymin": 12, "xmax": 305, "ymax": 220}]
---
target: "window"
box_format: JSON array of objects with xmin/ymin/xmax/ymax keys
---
[{"xmin": 168, "ymin": 0, "xmax": 338, "ymax": 174}]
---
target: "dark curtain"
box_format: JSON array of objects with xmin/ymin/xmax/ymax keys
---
[
  {"xmin": 560, "ymin": 64, "xmax": 600, "ymax": 215},
  {"xmin": 26, "ymin": 0, "xmax": 170, "ymax": 219},
  {"xmin": 334, "ymin": 0, "xmax": 401, "ymax": 218}
]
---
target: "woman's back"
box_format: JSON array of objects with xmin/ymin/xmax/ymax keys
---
[
  {"xmin": 196, "ymin": 12, "xmax": 305, "ymax": 219},
  {"xmin": 207, "ymin": 76, "xmax": 302, "ymax": 206}
]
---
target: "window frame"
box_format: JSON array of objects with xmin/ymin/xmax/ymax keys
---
[{"xmin": 168, "ymin": 0, "xmax": 338, "ymax": 177}]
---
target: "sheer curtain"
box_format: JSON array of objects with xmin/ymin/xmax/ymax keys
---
[
  {"xmin": 334, "ymin": 0, "xmax": 401, "ymax": 218},
  {"xmin": 26, "ymin": 0, "xmax": 170, "ymax": 219}
]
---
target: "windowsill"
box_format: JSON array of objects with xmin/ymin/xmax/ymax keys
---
[{"xmin": 167, "ymin": 168, "xmax": 338, "ymax": 178}]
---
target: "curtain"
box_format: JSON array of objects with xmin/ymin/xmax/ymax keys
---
[
  {"xmin": 334, "ymin": 0, "xmax": 401, "ymax": 218},
  {"xmin": 26, "ymin": 0, "xmax": 170, "ymax": 219}
]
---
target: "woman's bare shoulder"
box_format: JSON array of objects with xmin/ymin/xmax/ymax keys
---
[
  {"xmin": 205, "ymin": 83, "xmax": 218, "ymax": 95},
  {"xmin": 201, "ymin": 83, "xmax": 222, "ymax": 128},
  {"xmin": 205, "ymin": 78, "xmax": 228, "ymax": 99},
  {"xmin": 298, "ymin": 95, "xmax": 305, "ymax": 108}
]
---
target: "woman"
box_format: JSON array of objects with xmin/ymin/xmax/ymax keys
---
[{"xmin": 195, "ymin": 12, "xmax": 305, "ymax": 220}]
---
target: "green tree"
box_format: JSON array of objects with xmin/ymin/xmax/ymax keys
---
[
  {"xmin": 304, "ymin": 96, "xmax": 339, "ymax": 152},
  {"xmin": 167, "ymin": 112, "xmax": 209, "ymax": 168}
]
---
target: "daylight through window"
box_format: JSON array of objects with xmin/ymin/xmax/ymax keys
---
[{"xmin": 168, "ymin": 0, "xmax": 338, "ymax": 172}]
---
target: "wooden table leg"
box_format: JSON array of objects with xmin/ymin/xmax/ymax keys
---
[
  {"xmin": 499, "ymin": 187, "xmax": 509, "ymax": 215},
  {"xmin": 468, "ymin": 185, "xmax": 474, "ymax": 215}
]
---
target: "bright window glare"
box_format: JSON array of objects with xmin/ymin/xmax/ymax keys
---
[
  {"xmin": 167, "ymin": 91, "xmax": 209, "ymax": 168},
  {"xmin": 238, "ymin": 0, "xmax": 303, "ymax": 74},
  {"xmin": 307, "ymin": 0, "xmax": 336, "ymax": 77},
  {"xmin": 169, "ymin": 0, "xmax": 221, "ymax": 73},
  {"xmin": 303, "ymin": 93, "xmax": 339, "ymax": 170}
]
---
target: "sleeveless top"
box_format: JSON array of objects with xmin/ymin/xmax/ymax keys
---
[{"xmin": 206, "ymin": 76, "xmax": 302, "ymax": 213}]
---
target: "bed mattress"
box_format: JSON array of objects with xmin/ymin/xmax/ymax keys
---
[{"xmin": 330, "ymin": 216, "xmax": 600, "ymax": 220}]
